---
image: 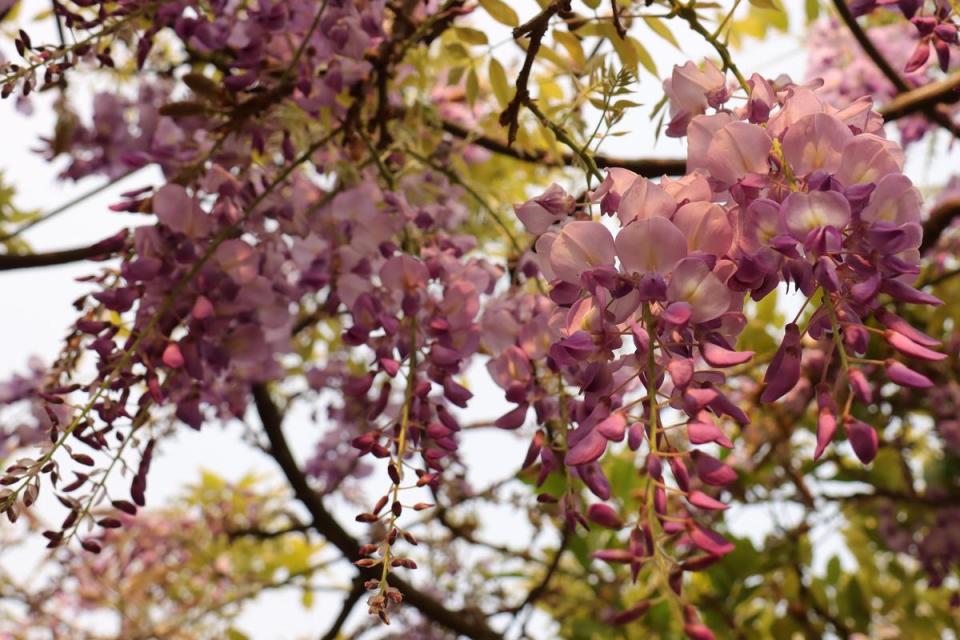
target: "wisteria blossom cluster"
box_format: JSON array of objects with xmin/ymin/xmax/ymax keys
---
[
  {"xmin": 850, "ymin": 0, "xmax": 959, "ymax": 72},
  {"xmin": 504, "ymin": 61, "xmax": 944, "ymax": 623},
  {"xmin": 807, "ymin": 17, "xmax": 958, "ymax": 144}
]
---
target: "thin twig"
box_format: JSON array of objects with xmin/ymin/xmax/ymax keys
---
[
  {"xmin": 499, "ymin": 0, "xmax": 572, "ymax": 145},
  {"xmin": 251, "ymin": 384, "xmax": 502, "ymax": 640}
]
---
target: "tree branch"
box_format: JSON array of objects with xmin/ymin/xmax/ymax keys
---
[
  {"xmin": 880, "ymin": 72, "xmax": 960, "ymax": 122},
  {"xmin": 499, "ymin": 0, "xmax": 572, "ymax": 145},
  {"xmin": 921, "ymin": 197, "xmax": 960, "ymax": 253},
  {"xmin": 320, "ymin": 577, "xmax": 366, "ymax": 640},
  {"xmin": 251, "ymin": 384, "xmax": 502, "ymax": 640},
  {"xmin": 441, "ymin": 119, "xmax": 686, "ymax": 177},
  {"xmin": 0, "ymin": 232, "xmax": 126, "ymax": 271}
]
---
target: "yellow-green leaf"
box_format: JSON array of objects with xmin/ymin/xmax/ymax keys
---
[
  {"xmin": 489, "ymin": 58, "xmax": 512, "ymax": 108},
  {"xmin": 554, "ymin": 31, "xmax": 586, "ymax": 70},
  {"xmin": 643, "ymin": 16, "xmax": 680, "ymax": 49},
  {"xmin": 630, "ymin": 37, "xmax": 657, "ymax": 77},
  {"xmin": 466, "ymin": 67, "xmax": 479, "ymax": 106},
  {"xmin": 453, "ymin": 26, "xmax": 489, "ymax": 46},
  {"xmin": 479, "ymin": 0, "xmax": 519, "ymax": 27}
]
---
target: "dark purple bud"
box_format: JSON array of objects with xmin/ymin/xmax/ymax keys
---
[
  {"xmin": 848, "ymin": 367, "xmax": 873, "ymax": 403},
  {"xmin": 934, "ymin": 38, "xmax": 951, "ymax": 72},
  {"xmin": 881, "ymin": 278, "xmax": 942, "ymax": 306},
  {"xmin": 689, "ymin": 524, "xmax": 735, "ymax": 556},
  {"xmin": 566, "ymin": 429, "xmax": 608, "ymax": 466},
  {"xmin": 670, "ymin": 457, "xmax": 690, "ymax": 492},
  {"xmin": 587, "ymin": 503, "xmax": 624, "ymax": 529},
  {"xmin": 692, "ymin": 451, "xmax": 737, "ymax": 486},
  {"xmin": 597, "ymin": 413, "xmax": 626, "ymax": 441},
  {"xmin": 610, "ymin": 601, "xmax": 651, "ymax": 625},
  {"xmin": 760, "ymin": 323, "xmax": 802, "ymax": 403},
  {"xmin": 845, "ymin": 416, "xmax": 878, "ymax": 464},
  {"xmin": 814, "ymin": 384, "xmax": 838, "ymax": 461},
  {"xmin": 494, "ymin": 404, "xmax": 528, "ymax": 430},
  {"xmin": 904, "ymin": 40, "xmax": 931, "ymax": 73},
  {"xmin": 442, "ymin": 377, "xmax": 472, "ymax": 408}
]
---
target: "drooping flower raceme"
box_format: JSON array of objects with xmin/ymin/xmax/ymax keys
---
[{"xmin": 502, "ymin": 63, "xmax": 944, "ymax": 617}]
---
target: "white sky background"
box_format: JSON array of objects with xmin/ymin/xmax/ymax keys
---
[{"xmin": 1, "ymin": 0, "xmax": 958, "ymax": 638}]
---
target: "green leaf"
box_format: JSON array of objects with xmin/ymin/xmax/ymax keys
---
[
  {"xmin": 225, "ymin": 629, "xmax": 250, "ymax": 640},
  {"xmin": 805, "ymin": 0, "xmax": 821, "ymax": 21},
  {"xmin": 479, "ymin": 0, "xmax": 519, "ymax": 27},
  {"xmin": 489, "ymin": 58, "xmax": 512, "ymax": 109},
  {"xmin": 826, "ymin": 555, "xmax": 841, "ymax": 584},
  {"xmin": 748, "ymin": 0, "xmax": 781, "ymax": 9}
]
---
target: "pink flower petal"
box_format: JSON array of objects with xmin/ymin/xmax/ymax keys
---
[
  {"xmin": 549, "ymin": 221, "xmax": 616, "ymax": 285},
  {"xmin": 617, "ymin": 177, "xmax": 676, "ymax": 224},
  {"xmin": 837, "ymin": 134, "xmax": 903, "ymax": 186},
  {"xmin": 162, "ymin": 343, "xmax": 184, "ymax": 368},
  {"xmin": 701, "ymin": 342, "xmax": 754, "ymax": 368},
  {"xmin": 672, "ymin": 201, "xmax": 734, "ymax": 257},
  {"xmin": 884, "ymin": 330, "xmax": 946, "ymax": 361},
  {"xmin": 782, "ymin": 190, "xmax": 851, "ymax": 240},
  {"xmin": 666, "ymin": 258, "xmax": 732, "ymax": 324},
  {"xmin": 781, "ymin": 113, "xmax": 851, "ymax": 176},
  {"xmin": 861, "ymin": 174, "xmax": 922, "ymax": 227},
  {"xmin": 689, "ymin": 524, "xmax": 735, "ymax": 556},
  {"xmin": 687, "ymin": 490, "xmax": 729, "ymax": 511},
  {"xmin": 704, "ymin": 121, "xmax": 772, "ymax": 185},
  {"xmin": 884, "ymin": 359, "xmax": 933, "ymax": 388},
  {"xmin": 616, "ymin": 217, "xmax": 687, "ymax": 275}
]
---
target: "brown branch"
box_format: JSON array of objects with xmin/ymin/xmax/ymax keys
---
[
  {"xmin": 610, "ymin": 0, "xmax": 628, "ymax": 39},
  {"xmin": 0, "ymin": 232, "xmax": 125, "ymax": 271},
  {"xmin": 921, "ymin": 197, "xmax": 960, "ymax": 253},
  {"xmin": 441, "ymin": 119, "xmax": 686, "ymax": 177},
  {"xmin": 320, "ymin": 577, "xmax": 366, "ymax": 640},
  {"xmin": 792, "ymin": 561, "xmax": 852, "ymax": 640},
  {"xmin": 506, "ymin": 527, "xmax": 570, "ymax": 615},
  {"xmin": 833, "ymin": 0, "xmax": 960, "ymax": 137},
  {"xmin": 880, "ymin": 72, "xmax": 960, "ymax": 122},
  {"xmin": 251, "ymin": 384, "xmax": 502, "ymax": 640},
  {"xmin": 225, "ymin": 523, "xmax": 311, "ymax": 541},
  {"xmin": 822, "ymin": 488, "xmax": 960, "ymax": 506},
  {"xmin": 499, "ymin": 0, "xmax": 572, "ymax": 145}
]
